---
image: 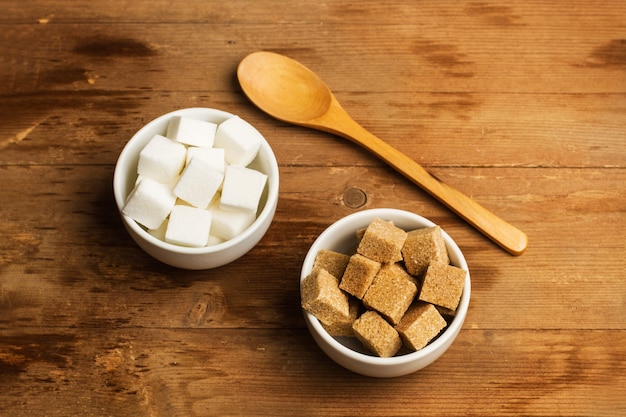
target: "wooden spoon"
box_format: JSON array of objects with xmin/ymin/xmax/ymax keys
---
[{"xmin": 237, "ymin": 51, "xmax": 528, "ymax": 255}]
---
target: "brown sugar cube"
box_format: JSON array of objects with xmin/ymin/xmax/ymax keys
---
[
  {"xmin": 313, "ymin": 249, "xmax": 350, "ymax": 279},
  {"xmin": 301, "ymin": 268, "xmax": 351, "ymax": 326},
  {"xmin": 321, "ymin": 297, "xmax": 360, "ymax": 337},
  {"xmin": 395, "ymin": 302, "xmax": 447, "ymax": 351},
  {"xmin": 418, "ymin": 263, "xmax": 466, "ymax": 311},
  {"xmin": 352, "ymin": 310, "xmax": 402, "ymax": 357},
  {"xmin": 339, "ymin": 254, "xmax": 381, "ymax": 299},
  {"xmin": 357, "ymin": 217, "xmax": 407, "ymax": 264},
  {"xmin": 356, "ymin": 220, "xmax": 394, "ymax": 242},
  {"xmin": 401, "ymin": 226, "xmax": 449, "ymax": 277},
  {"xmin": 362, "ymin": 263, "xmax": 418, "ymax": 325}
]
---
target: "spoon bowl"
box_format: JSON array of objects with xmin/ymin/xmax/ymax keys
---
[
  {"xmin": 238, "ymin": 52, "xmax": 332, "ymax": 123},
  {"xmin": 238, "ymin": 51, "xmax": 527, "ymax": 255}
]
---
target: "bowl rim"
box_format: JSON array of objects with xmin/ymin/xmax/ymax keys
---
[
  {"xmin": 113, "ymin": 107, "xmax": 280, "ymax": 255},
  {"xmin": 300, "ymin": 208, "xmax": 471, "ymax": 366}
]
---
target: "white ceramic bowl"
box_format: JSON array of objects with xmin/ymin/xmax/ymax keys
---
[
  {"xmin": 300, "ymin": 208, "xmax": 470, "ymax": 377},
  {"xmin": 113, "ymin": 107, "xmax": 279, "ymax": 270}
]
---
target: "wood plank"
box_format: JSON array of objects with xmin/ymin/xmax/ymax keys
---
[
  {"xmin": 1, "ymin": 91, "xmax": 624, "ymax": 168},
  {"xmin": 2, "ymin": 1, "xmax": 625, "ymax": 27},
  {"xmin": 1, "ymin": 19, "xmax": 625, "ymax": 97},
  {"xmin": 0, "ymin": 328, "xmax": 624, "ymax": 416}
]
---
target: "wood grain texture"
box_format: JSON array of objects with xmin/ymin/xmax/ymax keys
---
[
  {"xmin": 1, "ymin": 1, "xmax": 625, "ymax": 416},
  {"xmin": 1, "ymin": 328, "xmax": 624, "ymax": 416}
]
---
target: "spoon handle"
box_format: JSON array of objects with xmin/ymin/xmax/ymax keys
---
[{"xmin": 315, "ymin": 98, "xmax": 528, "ymax": 255}]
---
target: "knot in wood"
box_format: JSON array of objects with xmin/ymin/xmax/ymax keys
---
[{"xmin": 342, "ymin": 187, "xmax": 367, "ymax": 209}]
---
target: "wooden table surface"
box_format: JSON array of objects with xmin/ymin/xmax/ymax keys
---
[{"xmin": 1, "ymin": 1, "xmax": 624, "ymax": 416}]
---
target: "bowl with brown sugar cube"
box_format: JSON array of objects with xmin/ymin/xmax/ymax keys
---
[{"xmin": 300, "ymin": 208, "xmax": 470, "ymax": 378}]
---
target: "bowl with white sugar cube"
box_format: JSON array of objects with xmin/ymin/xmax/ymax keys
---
[{"xmin": 113, "ymin": 108, "xmax": 279, "ymax": 269}]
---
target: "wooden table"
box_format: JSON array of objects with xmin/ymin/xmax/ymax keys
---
[{"xmin": 1, "ymin": 1, "xmax": 624, "ymax": 416}]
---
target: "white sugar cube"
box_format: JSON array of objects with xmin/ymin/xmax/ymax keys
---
[
  {"xmin": 135, "ymin": 174, "xmax": 179, "ymax": 188},
  {"xmin": 220, "ymin": 165, "xmax": 268, "ymax": 213},
  {"xmin": 186, "ymin": 147, "xmax": 226, "ymax": 173},
  {"xmin": 214, "ymin": 116, "xmax": 263, "ymax": 166},
  {"xmin": 122, "ymin": 177, "xmax": 177, "ymax": 230},
  {"xmin": 167, "ymin": 116, "xmax": 217, "ymax": 148},
  {"xmin": 165, "ymin": 205, "xmax": 212, "ymax": 247},
  {"xmin": 209, "ymin": 202, "xmax": 256, "ymax": 240},
  {"xmin": 173, "ymin": 158, "xmax": 224, "ymax": 209},
  {"xmin": 207, "ymin": 235, "xmax": 225, "ymax": 246},
  {"xmin": 137, "ymin": 134, "xmax": 187, "ymax": 183}
]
